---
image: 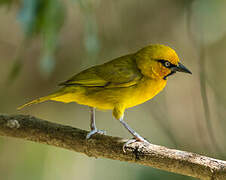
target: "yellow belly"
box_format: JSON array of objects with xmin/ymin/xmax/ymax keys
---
[{"xmin": 52, "ymin": 77, "xmax": 167, "ymax": 110}]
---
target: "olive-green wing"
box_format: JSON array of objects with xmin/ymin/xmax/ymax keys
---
[{"xmin": 59, "ymin": 55, "xmax": 143, "ymax": 88}]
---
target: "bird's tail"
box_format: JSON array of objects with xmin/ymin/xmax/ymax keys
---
[{"xmin": 17, "ymin": 90, "xmax": 65, "ymax": 110}]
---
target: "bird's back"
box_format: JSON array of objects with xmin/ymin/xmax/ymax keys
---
[{"xmin": 59, "ymin": 54, "xmax": 143, "ymax": 88}]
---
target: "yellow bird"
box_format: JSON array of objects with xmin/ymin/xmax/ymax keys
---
[{"xmin": 18, "ymin": 44, "xmax": 191, "ymax": 144}]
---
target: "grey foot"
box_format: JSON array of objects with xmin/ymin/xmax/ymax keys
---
[
  {"xmin": 123, "ymin": 138, "xmax": 150, "ymax": 153},
  {"xmin": 86, "ymin": 129, "xmax": 106, "ymax": 139}
]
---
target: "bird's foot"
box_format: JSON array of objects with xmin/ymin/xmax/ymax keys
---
[
  {"xmin": 123, "ymin": 137, "xmax": 150, "ymax": 153},
  {"xmin": 86, "ymin": 129, "xmax": 106, "ymax": 139}
]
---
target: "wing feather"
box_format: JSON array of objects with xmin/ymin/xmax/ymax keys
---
[{"xmin": 59, "ymin": 55, "xmax": 142, "ymax": 88}]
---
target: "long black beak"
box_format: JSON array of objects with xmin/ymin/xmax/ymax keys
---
[{"xmin": 174, "ymin": 62, "xmax": 192, "ymax": 74}]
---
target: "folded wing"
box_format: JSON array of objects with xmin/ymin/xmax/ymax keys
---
[{"xmin": 59, "ymin": 55, "xmax": 143, "ymax": 88}]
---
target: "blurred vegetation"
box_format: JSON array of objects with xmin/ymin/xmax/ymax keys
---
[{"xmin": 0, "ymin": 0, "xmax": 226, "ymax": 180}]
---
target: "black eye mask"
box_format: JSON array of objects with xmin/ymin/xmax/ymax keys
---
[
  {"xmin": 157, "ymin": 59, "xmax": 177, "ymax": 80},
  {"xmin": 157, "ymin": 59, "xmax": 192, "ymax": 80},
  {"xmin": 157, "ymin": 59, "xmax": 177, "ymax": 68}
]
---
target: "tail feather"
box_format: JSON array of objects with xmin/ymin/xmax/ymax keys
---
[
  {"xmin": 17, "ymin": 90, "xmax": 65, "ymax": 110},
  {"xmin": 17, "ymin": 96, "xmax": 50, "ymax": 110}
]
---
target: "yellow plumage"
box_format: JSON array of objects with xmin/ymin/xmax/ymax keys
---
[{"xmin": 18, "ymin": 44, "xmax": 191, "ymax": 142}]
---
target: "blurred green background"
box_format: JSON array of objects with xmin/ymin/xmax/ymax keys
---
[{"xmin": 0, "ymin": 0, "xmax": 226, "ymax": 179}]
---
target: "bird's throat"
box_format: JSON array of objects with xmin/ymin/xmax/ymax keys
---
[{"xmin": 164, "ymin": 71, "xmax": 176, "ymax": 80}]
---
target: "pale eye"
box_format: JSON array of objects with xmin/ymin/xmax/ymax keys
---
[{"xmin": 164, "ymin": 61, "xmax": 171, "ymax": 67}]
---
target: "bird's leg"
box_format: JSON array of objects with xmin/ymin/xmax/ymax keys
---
[
  {"xmin": 86, "ymin": 107, "xmax": 106, "ymax": 139},
  {"xmin": 119, "ymin": 117, "xmax": 150, "ymax": 151},
  {"xmin": 119, "ymin": 117, "xmax": 148, "ymax": 142},
  {"xmin": 90, "ymin": 107, "xmax": 96, "ymax": 131}
]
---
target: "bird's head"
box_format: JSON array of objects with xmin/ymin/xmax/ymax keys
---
[{"xmin": 135, "ymin": 44, "xmax": 192, "ymax": 80}]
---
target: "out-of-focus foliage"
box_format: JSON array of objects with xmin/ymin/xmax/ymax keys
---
[
  {"xmin": 191, "ymin": 0, "xmax": 226, "ymax": 45},
  {"xmin": 18, "ymin": 0, "xmax": 64, "ymax": 36},
  {"xmin": 188, "ymin": 0, "xmax": 226, "ymax": 156},
  {"xmin": 73, "ymin": 0, "xmax": 101, "ymax": 66},
  {"xmin": 18, "ymin": 0, "xmax": 65, "ymax": 77},
  {"xmin": 0, "ymin": 0, "xmax": 225, "ymax": 180},
  {"xmin": 3, "ymin": 0, "xmax": 101, "ymax": 79},
  {"xmin": 0, "ymin": 0, "xmax": 13, "ymax": 6},
  {"xmin": 7, "ymin": 58, "xmax": 23, "ymax": 85}
]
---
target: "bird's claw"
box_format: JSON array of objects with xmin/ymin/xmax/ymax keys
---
[
  {"xmin": 123, "ymin": 138, "xmax": 150, "ymax": 153},
  {"xmin": 86, "ymin": 129, "xmax": 106, "ymax": 139}
]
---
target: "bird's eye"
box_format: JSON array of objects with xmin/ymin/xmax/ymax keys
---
[
  {"xmin": 157, "ymin": 59, "xmax": 172, "ymax": 68},
  {"xmin": 164, "ymin": 61, "xmax": 171, "ymax": 67}
]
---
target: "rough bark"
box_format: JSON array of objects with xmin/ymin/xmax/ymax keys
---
[{"xmin": 0, "ymin": 114, "xmax": 225, "ymax": 180}]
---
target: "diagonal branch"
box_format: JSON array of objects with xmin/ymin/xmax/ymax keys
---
[{"xmin": 0, "ymin": 114, "xmax": 225, "ymax": 180}]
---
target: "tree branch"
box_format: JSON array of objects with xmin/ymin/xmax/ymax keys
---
[{"xmin": 0, "ymin": 114, "xmax": 225, "ymax": 180}]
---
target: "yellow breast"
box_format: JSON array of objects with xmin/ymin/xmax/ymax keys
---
[{"xmin": 124, "ymin": 77, "xmax": 167, "ymax": 108}]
